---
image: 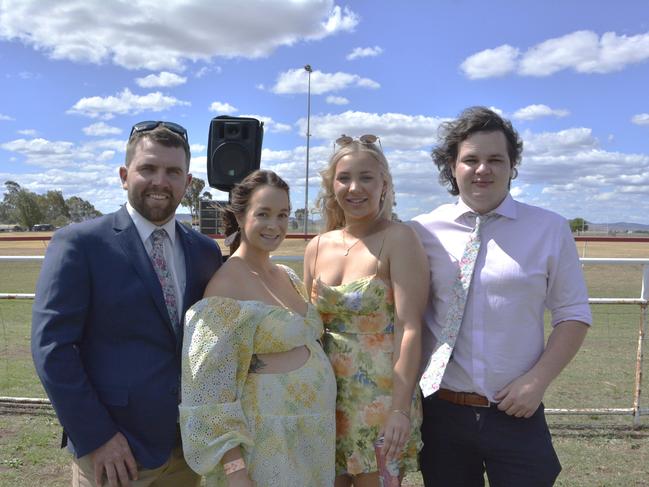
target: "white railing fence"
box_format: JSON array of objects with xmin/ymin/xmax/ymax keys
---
[{"xmin": 1, "ymin": 255, "xmax": 648, "ymax": 427}]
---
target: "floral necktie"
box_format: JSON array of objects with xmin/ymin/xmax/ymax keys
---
[
  {"xmin": 420, "ymin": 214, "xmax": 490, "ymax": 397},
  {"xmin": 150, "ymin": 229, "xmax": 179, "ymax": 330}
]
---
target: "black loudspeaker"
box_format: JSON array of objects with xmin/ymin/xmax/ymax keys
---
[{"xmin": 207, "ymin": 116, "xmax": 264, "ymax": 192}]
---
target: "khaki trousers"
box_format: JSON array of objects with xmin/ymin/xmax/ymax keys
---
[{"xmin": 71, "ymin": 443, "xmax": 200, "ymax": 487}]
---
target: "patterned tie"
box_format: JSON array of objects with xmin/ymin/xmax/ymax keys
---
[
  {"xmin": 149, "ymin": 229, "xmax": 179, "ymax": 331},
  {"xmin": 420, "ymin": 214, "xmax": 489, "ymax": 397}
]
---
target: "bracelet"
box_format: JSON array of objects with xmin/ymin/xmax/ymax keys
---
[
  {"xmin": 223, "ymin": 458, "xmax": 246, "ymax": 475},
  {"xmin": 392, "ymin": 408, "xmax": 410, "ymax": 420}
]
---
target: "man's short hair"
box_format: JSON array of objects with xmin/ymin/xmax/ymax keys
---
[
  {"xmin": 432, "ymin": 106, "xmax": 523, "ymax": 195},
  {"xmin": 125, "ymin": 125, "xmax": 191, "ymax": 169}
]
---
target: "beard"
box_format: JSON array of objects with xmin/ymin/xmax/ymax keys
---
[{"xmin": 128, "ymin": 189, "xmax": 178, "ymax": 225}]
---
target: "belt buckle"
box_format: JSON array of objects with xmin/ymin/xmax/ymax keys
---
[
  {"xmin": 473, "ymin": 400, "xmax": 491, "ymax": 408},
  {"xmin": 467, "ymin": 392, "xmax": 491, "ymax": 408}
]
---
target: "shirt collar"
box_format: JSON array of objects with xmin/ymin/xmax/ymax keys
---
[
  {"xmin": 452, "ymin": 193, "xmax": 517, "ymax": 222},
  {"xmin": 126, "ymin": 202, "xmax": 177, "ymax": 246}
]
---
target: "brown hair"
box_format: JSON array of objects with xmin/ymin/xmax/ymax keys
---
[
  {"xmin": 125, "ymin": 126, "xmax": 191, "ymax": 169},
  {"xmin": 432, "ymin": 106, "xmax": 523, "ymax": 195},
  {"xmin": 224, "ymin": 170, "xmax": 290, "ymax": 253}
]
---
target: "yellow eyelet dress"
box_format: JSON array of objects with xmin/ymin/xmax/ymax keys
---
[{"xmin": 180, "ymin": 265, "xmax": 336, "ymax": 486}]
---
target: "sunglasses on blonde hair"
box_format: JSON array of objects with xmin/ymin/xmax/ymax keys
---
[{"xmin": 335, "ymin": 134, "xmax": 382, "ymax": 152}]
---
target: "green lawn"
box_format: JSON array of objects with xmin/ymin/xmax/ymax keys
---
[{"xmin": 1, "ymin": 246, "xmax": 649, "ymax": 485}]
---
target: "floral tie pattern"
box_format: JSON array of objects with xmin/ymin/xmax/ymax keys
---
[
  {"xmin": 420, "ymin": 214, "xmax": 489, "ymax": 397},
  {"xmin": 150, "ymin": 229, "xmax": 179, "ymax": 330}
]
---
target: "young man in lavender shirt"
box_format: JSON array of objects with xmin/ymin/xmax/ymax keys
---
[{"xmin": 410, "ymin": 106, "xmax": 591, "ymax": 486}]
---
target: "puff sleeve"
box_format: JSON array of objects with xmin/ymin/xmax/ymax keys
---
[{"xmin": 179, "ymin": 297, "xmax": 257, "ymax": 477}]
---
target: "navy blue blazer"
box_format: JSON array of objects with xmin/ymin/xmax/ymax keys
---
[{"xmin": 31, "ymin": 206, "xmax": 221, "ymax": 468}]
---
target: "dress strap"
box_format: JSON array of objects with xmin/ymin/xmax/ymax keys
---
[
  {"xmin": 312, "ymin": 234, "xmax": 322, "ymax": 279},
  {"xmin": 375, "ymin": 232, "xmax": 387, "ymax": 275}
]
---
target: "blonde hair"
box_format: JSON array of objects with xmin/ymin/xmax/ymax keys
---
[{"xmin": 315, "ymin": 140, "xmax": 395, "ymax": 232}]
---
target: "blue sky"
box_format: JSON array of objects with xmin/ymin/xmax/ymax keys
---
[{"xmin": 1, "ymin": 0, "xmax": 649, "ymax": 224}]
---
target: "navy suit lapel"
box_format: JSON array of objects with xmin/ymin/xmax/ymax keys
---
[
  {"xmin": 176, "ymin": 221, "xmax": 194, "ymax": 313},
  {"xmin": 112, "ymin": 207, "xmax": 177, "ymax": 342}
]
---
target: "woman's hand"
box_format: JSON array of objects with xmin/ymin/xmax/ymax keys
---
[
  {"xmin": 227, "ymin": 468, "xmax": 255, "ymax": 487},
  {"xmin": 380, "ymin": 409, "xmax": 411, "ymax": 461}
]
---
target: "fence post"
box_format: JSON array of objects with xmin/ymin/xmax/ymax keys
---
[{"xmin": 632, "ymin": 264, "xmax": 649, "ymax": 428}]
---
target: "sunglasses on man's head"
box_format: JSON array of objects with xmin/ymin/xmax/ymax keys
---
[
  {"xmin": 129, "ymin": 121, "xmax": 188, "ymax": 141},
  {"xmin": 335, "ymin": 134, "xmax": 382, "ymax": 151}
]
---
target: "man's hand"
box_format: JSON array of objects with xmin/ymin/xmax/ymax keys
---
[
  {"xmin": 494, "ymin": 371, "xmax": 547, "ymax": 418},
  {"xmin": 90, "ymin": 432, "xmax": 138, "ymax": 487}
]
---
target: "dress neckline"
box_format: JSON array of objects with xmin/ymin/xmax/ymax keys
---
[
  {"xmin": 315, "ymin": 273, "xmax": 391, "ymax": 291},
  {"xmin": 200, "ymin": 294, "xmax": 314, "ymax": 320}
]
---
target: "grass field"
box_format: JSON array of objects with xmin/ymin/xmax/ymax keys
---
[{"xmin": 1, "ymin": 233, "xmax": 649, "ymax": 486}]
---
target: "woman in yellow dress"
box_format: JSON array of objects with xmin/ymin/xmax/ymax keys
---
[
  {"xmin": 305, "ymin": 135, "xmax": 430, "ymax": 486},
  {"xmin": 180, "ymin": 170, "xmax": 336, "ymax": 486}
]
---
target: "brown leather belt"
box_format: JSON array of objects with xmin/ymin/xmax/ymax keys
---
[{"xmin": 437, "ymin": 388, "xmax": 492, "ymax": 408}]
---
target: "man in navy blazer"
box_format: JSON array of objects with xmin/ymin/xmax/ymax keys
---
[{"xmin": 32, "ymin": 121, "xmax": 222, "ymax": 486}]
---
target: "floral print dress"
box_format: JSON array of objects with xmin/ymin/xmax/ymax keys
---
[
  {"xmin": 312, "ymin": 274, "xmax": 423, "ymax": 476},
  {"xmin": 180, "ymin": 265, "xmax": 336, "ymax": 486}
]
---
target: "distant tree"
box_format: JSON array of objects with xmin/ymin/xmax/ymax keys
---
[
  {"xmin": 182, "ymin": 177, "xmax": 205, "ymax": 223},
  {"xmin": 2, "ymin": 180, "xmax": 101, "ymax": 227},
  {"xmin": 569, "ymin": 217, "xmax": 589, "ymax": 233},
  {"xmin": 294, "ymin": 208, "xmax": 306, "ymax": 225},
  {"xmin": 202, "ymin": 191, "xmax": 213, "ymax": 200},
  {"xmin": 2, "ymin": 181, "xmax": 44, "ymax": 229},
  {"xmin": 39, "ymin": 190, "xmax": 70, "ymax": 223},
  {"xmin": 66, "ymin": 196, "xmax": 102, "ymax": 223}
]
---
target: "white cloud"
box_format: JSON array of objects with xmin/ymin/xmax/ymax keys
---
[
  {"xmin": 67, "ymin": 88, "xmax": 190, "ymax": 119},
  {"xmin": 135, "ymin": 71, "xmax": 187, "ymax": 88},
  {"xmin": 296, "ymin": 110, "xmax": 446, "ymax": 149},
  {"xmin": 271, "ymin": 68, "xmax": 380, "ymax": 94},
  {"xmin": 83, "ymin": 122, "xmax": 122, "ymax": 136},
  {"xmin": 463, "ymin": 30, "xmax": 649, "ymax": 79},
  {"xmin": 190, "ymin": 143, "xmax": 205, "ymax": 152},
  {"xmin": 0, "ymin": 113, "xmax": 14, "ymax": 121},
  {"xmin": 239, "ymin": 114, "xmax": 292, "ymax": 133},
  {"xmin": 195, "ymin": 65, "xmax": 222, "ymax": 78},
  {"xmin": 17, "ymin": 129, "xmax": 37, "ymax": 136},
  {"xmin": 523, "ymin": 127, "xmax": 598, "ymax": 156},
  {"xmin": 519, "ymin": 31, "xmax": 600, "ymax": 76},
  {"xmin": 513, "ymin": 104, "xmax": 570, "ymax": 121},
  {"xmin": 209, "ymin": 101, "xmax": 238, "ymax": 114},
  {"xmin": 325, "ymin": 95, "xmax": 349, "ymax": 105},
  {"xmin": 0, "ymin": 1, "xmax": 358, "ymax": 70},
  {"xmin": 460, "ymin": 45, "xmax": 519, "ymax": 79},
  {"xmin": 510, "ymin": 184, "xmax": 528, "ymax": 198},
  {"xmin": 631, "ymin": 113, "xmax": 649, "ymax": 125},
  {"xmin": 346, "ymin": 46, "xmax": 383, "ymax": 60}
]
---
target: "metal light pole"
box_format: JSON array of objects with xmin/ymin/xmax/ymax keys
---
[{"xmin": 303, "ymin": 64, "xmax": 312, "ymax": 239}]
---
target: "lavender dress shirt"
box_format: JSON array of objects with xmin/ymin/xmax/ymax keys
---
[{"xmin": 410, "ymin": 194, "xmax": 592, "ymax": 402}]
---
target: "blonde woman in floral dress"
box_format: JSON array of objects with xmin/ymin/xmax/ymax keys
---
[
  {"xmin": 304, "ymin": 136, "xmax": 430, "ymax": 486},
  {"xmin": 180, "ymin": 170, "xmax": 336, "ymax": 487}
]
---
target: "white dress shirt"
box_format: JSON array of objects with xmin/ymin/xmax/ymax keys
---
[
  {"xmin": 126, "ymin": 202, "xmax": 187, "ymax": 318},
  {"xmin": 410, "ymin": 194, "xmax": 592, "ymax": 402}
]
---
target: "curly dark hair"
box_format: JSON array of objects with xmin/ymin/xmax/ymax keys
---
[
  {"xmin": 223, "ymin": 169, "xmax": 290, "ymax": 253},
  {"xmin": 432, "ymin": 106, "xmax": 523, "ymax": 195}
]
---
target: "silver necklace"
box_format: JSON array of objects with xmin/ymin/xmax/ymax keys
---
[{"xmin": 341, "ymin": 227, "xmax": 363, "ymax": 256}]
